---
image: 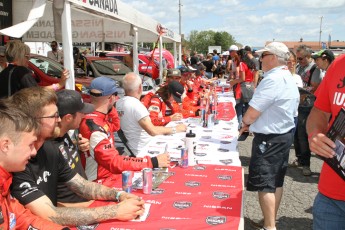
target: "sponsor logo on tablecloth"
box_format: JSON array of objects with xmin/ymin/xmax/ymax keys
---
[
  {"xmin": 212, "ymin": 191, "xmax": 230, "ymax": 199},
  {"xmin": 194, "ymin": 165, "xmax": 206, "ymax": 170},
  {"xmin": 205, "ymin": 216, "xmax": 227, "ymax": 226},
  {"xmin": 151, "ymin": 188, "xmax": 165, "ymax": 194},
  {"xmin": 173, "ymin": 201, "xmax": 192, "ymax": 210},
  {"xmin": 185, "ymin": 181, "xmax": 201, "ymax": 187},
  {"xmin": 195, "ymin": 152, "xmax": 207, "ymax": 157},
  {"xmin": 217, "ymin": 175, "xmax": 232, "ymax": 180},
  {"xmin": 219, "ymin": 159, "xmax": 233, "ymax": 165}
]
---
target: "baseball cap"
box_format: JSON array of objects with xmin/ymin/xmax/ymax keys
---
[
  {"xmin": 229, "ymin": 45, "xmax": 239, "ymax": 51},
  {"xmin": 244, "ymin": 45, "xmax": 252, "ymax": 52},
  {"xmin": 0, "ymin": 46, "xmax": 6, "ymax": 56},
  {"xmin": 90, "ymin": 76, "xmax": 117, "ymax": 96},
  {"xmin": 167, "ymin": 68, "xmax": 181, "ymax": 77},
  {"xmin": 312, "ymin": 49, "xmax": 335, "ymax": 62},
  {"xmin": 57, "ymin": 90, "xmax": 94, "ymax": 117},
  {"xmin": 178, "ymin": 65, "xmax": 197, "ymax": 74},
  {"xmin": 255, "ymin": 42, "xmax": 290, "ymax": 59},
  {"xmin": 168, "ymin": 81, "xmax": 184, "ymax": 103}
]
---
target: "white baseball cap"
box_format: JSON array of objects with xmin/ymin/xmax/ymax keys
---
[
  {"xmin": 256, "ymin": 42, "xmax": 290, "ymax": 59},
  {"xmin": 229, "ymin": 45, "xmax": 239, "ymax": 51}
]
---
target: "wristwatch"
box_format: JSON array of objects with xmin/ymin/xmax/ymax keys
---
[{"xmin": 172, "ymin": 126, "xmax": 176, "ymax": 134}]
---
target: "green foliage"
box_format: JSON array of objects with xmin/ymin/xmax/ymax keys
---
[{"xmin": 186, "ymin": 30, "xmax": 237, "ymax": 55}]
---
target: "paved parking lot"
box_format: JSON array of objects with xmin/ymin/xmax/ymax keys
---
[{"xmin": 239, "ymin": 136, "xmax": 322, "ymax": 230}]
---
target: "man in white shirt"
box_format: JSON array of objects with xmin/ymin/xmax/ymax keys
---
[
  {"xmin": 116, "ymin": 72, "xmax": 187, "ymax": 156},
  {"xmin": 47, "ymin": 41, "xmax": 64, "ymax": 64}
]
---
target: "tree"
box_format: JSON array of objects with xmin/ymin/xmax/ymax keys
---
[{"xmin": 186, "ymin": 30, "xmax": 237, "ymax": 55}]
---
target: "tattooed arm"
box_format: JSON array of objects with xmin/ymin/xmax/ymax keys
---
[
  {"xmin": 25, "ymin": 192, "xmax": 145, "ymax": 226},
  {"xmin": 65, "ymin": 174, "xmax": 138, "ymax": 201}
]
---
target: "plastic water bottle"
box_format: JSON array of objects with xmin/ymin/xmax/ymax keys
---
[{"xmin": 185, "ymin": 130, "xmax": 196, "ymax": 166}]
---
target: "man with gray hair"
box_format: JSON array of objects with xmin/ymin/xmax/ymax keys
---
[
  {"xmin": 240, "ymin": 42, "xmax": 299, "ymax": 230},
  {"xmin": 116, "ymin": 72, "xmax": 187, "ymax": 156}
]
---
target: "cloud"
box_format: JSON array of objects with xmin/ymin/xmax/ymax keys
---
[{"xmin": 124, "ymin": 0, "xmax": 345, "ymax": 47}]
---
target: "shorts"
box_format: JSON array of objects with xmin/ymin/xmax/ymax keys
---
[{"xmin": 246, "ymin": 130, "xmax": 293, "ymax": 193}]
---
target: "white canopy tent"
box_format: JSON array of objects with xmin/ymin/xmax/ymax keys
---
[{"xmin": 1, "ymin": 0, "xmax": 181, "ymax": 89}]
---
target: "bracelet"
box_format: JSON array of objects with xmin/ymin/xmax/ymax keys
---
[
  {"xmin": 52, "ymin": 83, "xmax": 59, "ymax": 91},
  {"xmin": 307, "ymin": 130, "xmax": 319, "ymax": 140},
  {"xmin": 115, "ymin": 191, "xmax": 125, "ymax": 202},
  {"xmin": 171, "ymin": 126, "xmax": 176, "ymax": 134}
]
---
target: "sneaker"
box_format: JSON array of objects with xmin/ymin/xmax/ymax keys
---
[
  {"xmin": 290, "ymin": 159, "xmax": 302, "ymax": 167},
  {"xmin": 250, "ymin": 218, "xmax": 264, "ymax": 229},
  {"xmin": 303, "ymin": 166, "xmax": 312, "ymax": 176}
]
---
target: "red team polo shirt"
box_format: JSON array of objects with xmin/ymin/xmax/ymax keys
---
[{"xmin": 314, "ymin": 55, "xmax": 345, "ymax": 201}]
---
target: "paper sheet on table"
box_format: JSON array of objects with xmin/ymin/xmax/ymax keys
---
[{"xmin": 131, "ymin": 203, "xmax": 151, "ymax": 222}]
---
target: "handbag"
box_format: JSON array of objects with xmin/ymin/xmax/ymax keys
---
[{"xmin": 240, "ymin": 81, "xmax": 255, "ymax": 103}]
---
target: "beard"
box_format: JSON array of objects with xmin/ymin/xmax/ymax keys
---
[
  {"xmin": 52, "ymin": 126, "xmax": 61, "ymax": 139},
  {"xmin": 43, "ymin": 126, "xmax": 61, "ymax": 140}
]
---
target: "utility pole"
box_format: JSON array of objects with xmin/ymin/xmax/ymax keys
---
[
  {"xmin": 319, "ymin": 16, "xmax": 323, "ymax": 49},
  {"xmin": 178, "ymin": 0, "xmax": 182, "ymax": 35}
]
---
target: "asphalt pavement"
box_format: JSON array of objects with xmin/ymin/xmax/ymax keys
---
[{"xmin": 239, "ymin": 135, "xmax": 322, "ymax": 230}]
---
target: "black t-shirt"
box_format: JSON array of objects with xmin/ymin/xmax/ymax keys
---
[
  {"xmin": 0, "ymin": 64, "xmax": 38, "ymax": 98},
  {"xmin": 202, "ymin": 60, "xmax": 214, "ymax": 72},
  {"xmin": 11, "ymin": 141, "xmax": 76, "ymax": 206},
  {"xmin": 53, "ymin": 133, "xmax": 88, "ymax": 203},
  {"xmin": 190, "ymin": 56, "xmax": 199, "ymax": 65}
]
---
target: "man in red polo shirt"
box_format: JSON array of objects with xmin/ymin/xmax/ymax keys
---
[{"xmin": 307, "ymin": 54, "xmax": 345, "ymax": 229}]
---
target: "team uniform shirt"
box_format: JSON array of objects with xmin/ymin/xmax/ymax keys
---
[
  {"xmin": 116, "ymin": 96, "xmax": 151, "ymax": 156},
  {"xmin": 53, "ymin": 134, "xmax": 88, "ymax": 203},
  {"xmin": 0, "ymin": 166, "xmax": 66, "ymax": 230},
  {"xmin": 249, "ymin": 66, "xmax": 299, "ymax": 134},
  {"xmin": 11, "ymin": 141, "xmax": 76, "ymax": 206},
  {"xmin": 148, "ymin": 95, "xmax": 175, "ymax": 126},
  {"xmin": 79, "ymin": 108, "xmax": 157, "ymax": 182},
  {"xmin": 314, "ymin": 56, "xmax": 345, "ymax": 201},
  {"xmin": 0, "ymin": 64, "xmax": 38, "ymax": 98}
]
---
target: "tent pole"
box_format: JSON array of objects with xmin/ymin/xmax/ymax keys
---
[
  {"xmin": 132, "ymin": 26, "xmax": 139, "ymax": 75},
  {"xmin": 62, "ymin": 0, "xmax": 75, "ymax": 90},
  {"xmin": 159, "ymin": 36, "xmax": 163, "ymax": 81},
  {"xmin": 173, "ymin": 42, "xmax": 177, "ymax": 68}
]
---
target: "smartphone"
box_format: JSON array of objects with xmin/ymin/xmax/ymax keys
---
[{"xmin": 238, "ymin": 132, "xmax": 249, "ymax": 141}]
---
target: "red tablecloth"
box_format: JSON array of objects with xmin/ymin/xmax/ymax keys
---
[{"xmin": 76, "ymin": 165, "xmax": 243, "ymax": 230}]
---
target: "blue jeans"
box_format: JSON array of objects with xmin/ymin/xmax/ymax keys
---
[
  {"xmin": 313, "ymin": 192, "xmax": 345, "ymax": 230},
  {"xmin": 236, "ymin": 102, "xmax": 249, "ymax": 129}
]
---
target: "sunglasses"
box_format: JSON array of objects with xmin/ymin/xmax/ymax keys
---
[
  {"xmin": 297, "ymin": 57, "xmax": 305, "ymax": 61},
  {"xmin": 260, "ymin": 53, "xmax": 274, "ymax": 59},
  {"xmin": 37, "ymin": 111, "xmax": 60, "ymax": 119}
]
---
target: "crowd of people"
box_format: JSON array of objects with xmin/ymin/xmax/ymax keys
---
[{"xmin": 0, "ymin": 37, "xmax": 343, "ymax": 230}]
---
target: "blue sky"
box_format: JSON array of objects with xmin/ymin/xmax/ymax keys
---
[{"xmin": 125, "ymin": 0, "xmax": 345, "ymax": 49}]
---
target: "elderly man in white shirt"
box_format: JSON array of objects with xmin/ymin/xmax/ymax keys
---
[
  {"xmin": 240, "ymin": 42, "xmax": 299, "ymax": 230},
  {"xmin": 116, "ymin": 72, "xmax": 187, "ymax": 156}
]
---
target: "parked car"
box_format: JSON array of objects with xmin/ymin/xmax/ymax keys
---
[
  {"xmin": 28, "ymin": 54, "xmax": 93, "ymax": 100},
  {"xmin": 83, "ymin": 56, "xmax": 156, "ymax": 97},
  {"xmin": 105, "ymin": 52, "xmax": 160, "ymax": 81}
]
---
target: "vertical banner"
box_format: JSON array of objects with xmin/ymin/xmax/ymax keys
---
[{"xmin": 0, "ymin": 0, "xmax": 12, "ymax": 45}]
